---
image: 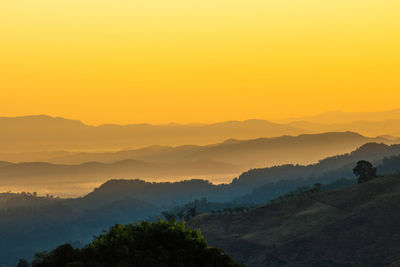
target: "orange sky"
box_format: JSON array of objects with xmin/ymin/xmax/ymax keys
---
[{"xmin": 1, "ymin": 0, "xmax": 399, "ymax": 125}]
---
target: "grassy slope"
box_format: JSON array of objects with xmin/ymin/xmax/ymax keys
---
[{"xmin": 191, "ymin": 174, "xmax": 400, "ymax": 267}]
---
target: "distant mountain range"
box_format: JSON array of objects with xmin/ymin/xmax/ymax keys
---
[
  {"xmin": 0, "ymin": 115, "xmax": 304, "ymax": 153},
  {"xmin": 275, "ymin": 108, "xmax": 400, "ymax": 124},
  {"xmin": 286, "ymin": 119, "xmax": 400, "ymax": 138},
  {"xmin": 42, "ymin": 132, "xmax": 394, "ymax": 168},
  {"xmin": 0, "ymin": 135, "xmax": 399, "ymax": 198},
  {"xmin": 1, "ymin": 110, "xmax": 400, "ymax": 155},
  {"xmin": 0, "ymin": 111, "xmax": 399, "ymax": 197}
]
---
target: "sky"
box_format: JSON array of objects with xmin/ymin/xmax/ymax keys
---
[{"xmin": 1, "ymin": 0, "xmax": 399, "ymax": 125}]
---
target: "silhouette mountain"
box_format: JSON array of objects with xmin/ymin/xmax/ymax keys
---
[
  {"xmin": 0, "ymin": 115, "xmax": 305, "ymax": 153},
  {"xmin": 33, "ymin": 132, "xmax": 394, "ymax": 167},
  {"xmin": 1, "ymin": 114, "xmax": 400, "ymax": 162},
  {"xmin": 276, "ymin": 109, "xmax": 400, "ymax": 124},
  {"xmin": 287, "ymin": 119, "xmax": 400, "ymax": 137},
  {"xmin": 0, "ymin": 132, "xmax": 395, "ymax": 198}
]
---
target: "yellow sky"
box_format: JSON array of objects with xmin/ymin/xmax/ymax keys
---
[{"xmin": 1, "ymin": 0, "xmax": 399, "ymax": 125}]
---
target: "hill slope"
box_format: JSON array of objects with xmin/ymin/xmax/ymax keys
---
[{"xmin": 191, "ymin": 174, "xmax": 400, "ymax": 267}]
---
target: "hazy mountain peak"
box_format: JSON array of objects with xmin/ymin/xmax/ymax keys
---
[{"xmin": 276, "ymin": 108, "xmax": 400, "ymax": 124}]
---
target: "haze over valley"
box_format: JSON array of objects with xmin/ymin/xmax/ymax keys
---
[{"xmin": 1, "ymin": 111, "xmax": 400, "ymax": 197}]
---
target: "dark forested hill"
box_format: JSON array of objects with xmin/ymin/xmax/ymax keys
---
[
  {"xmin": 191, "ymin": 173, "xmax": 400, "ymax": 267},
  {"xmin": 232, "ymin": 142, "xmax": 400, "ymax": 187},
  {"xmin": 74, "ymin": 179, "xmax": 226, "ymax": 209}
]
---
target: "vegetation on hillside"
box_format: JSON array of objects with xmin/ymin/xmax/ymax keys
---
[
  {"xmin": 1, "ymin": 144, "xmax": 400, "ymax": 265},
  {"xmin": 29, "ymin": 220, "xmax": 242, "ymax": 267},
  {"xmin": 191, "ymin": 173, "xmax": 400, "ymax": 267}
]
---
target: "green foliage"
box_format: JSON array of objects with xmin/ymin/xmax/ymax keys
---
[{"xmin": 31, "ymin": 220, "xmax": 242, "ymax": 267}]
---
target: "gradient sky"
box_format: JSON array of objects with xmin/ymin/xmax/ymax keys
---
[{"xmin": 1, "ymin": 0, "xmax": 399, "ymax": 125}]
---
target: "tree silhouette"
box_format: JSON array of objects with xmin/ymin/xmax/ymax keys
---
[{"xmin": 353, "ymin": 160, "xmax": 377, "ymax": 184}]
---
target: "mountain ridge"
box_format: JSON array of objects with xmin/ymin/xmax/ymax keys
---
[
  {"xmin": 0, "ymin": 115, "xmax": 305, "ymax": 153},
  {"xmin": 0, "ymin": 132, "xmax": 398, "ymax": 197},
  {"xmin": 275, "ymin": 109, "xmax": 400, "ymax": 124}
]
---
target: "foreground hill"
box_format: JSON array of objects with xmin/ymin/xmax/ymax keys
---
[{"xmin": 191, "ymin": 174, "xmax": 400, "ymax": 267}]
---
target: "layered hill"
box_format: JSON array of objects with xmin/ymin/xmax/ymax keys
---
[
  {"xmin": 287, "ymin": 119, "xmax": 400, "ymax": 138},
  {"xmin": 0, "ymin": 132, "xmax": 396, "ymax": 197},
  {"xmin": 1, "ymin": 138, "xmax": 399, "ymax": 198},
  {"xmin": 1, "ymin": 149, "xmax": 400, "ymax": 265},
  {"xmin": 1, "ymin": 114, "xmax": 400, "ymax": 160},
  {"xmin": 0, "ymin": 115, "xmax": 305, "ymax": 153},
  {"xmin": 191, "ymin": 174, "xmax": 400, "ymax": 267},
  {"xmin": 18, "ymin": 132, "xmax": 394, "ymax": 167},
  {"xmin": 276, "ymin": 109, "xmax": 400, "ymax": 124}
]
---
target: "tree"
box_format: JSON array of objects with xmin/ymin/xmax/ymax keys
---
[
  {"xmin": 31, "ymin": 220, "xmax": 242, "ymax": 267},
  {"xmin": 353, "ymin": 160, "xmax": 377, "ymax": 184}
]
